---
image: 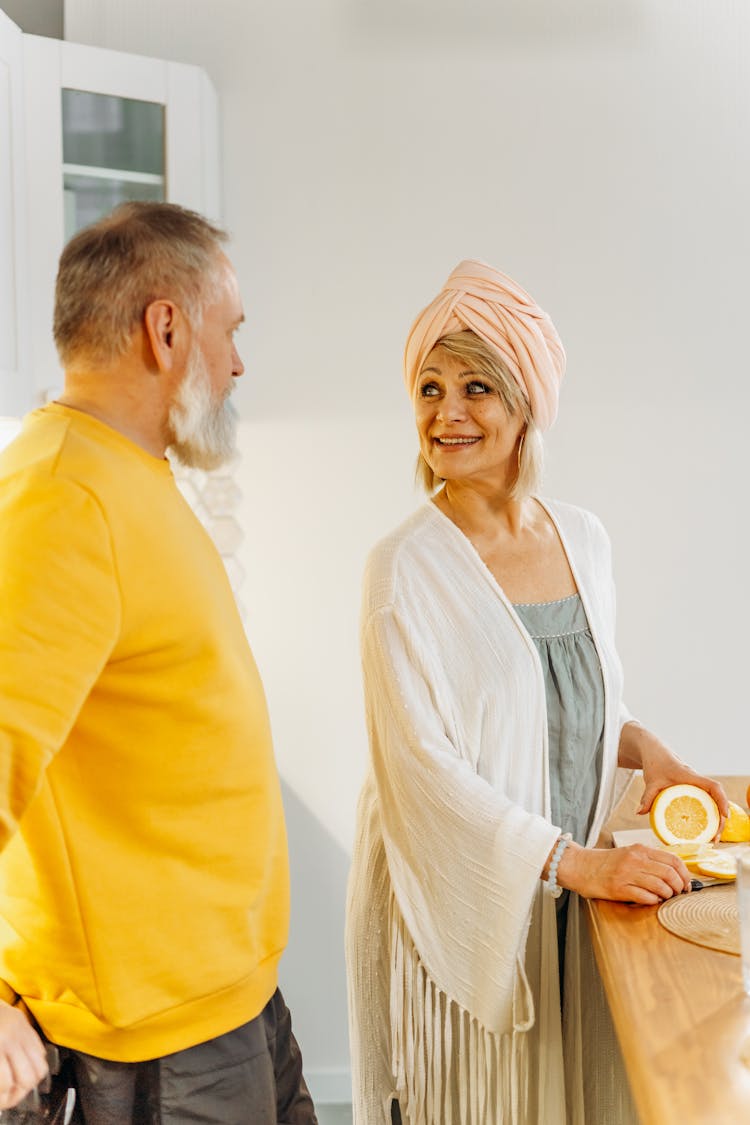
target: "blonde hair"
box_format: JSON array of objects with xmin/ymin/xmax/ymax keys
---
[
  {"xmin": 414, "ymin": 330, "xmax": 544, "ymax": 499},
  {"xmin": 54, "ymin": 201, "xmax": 228, "ymax": 367}
]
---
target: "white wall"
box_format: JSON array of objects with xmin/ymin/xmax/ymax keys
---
[{"xmin": 62, "ymin": 0, "xmax": 750, "ymax": 1095}]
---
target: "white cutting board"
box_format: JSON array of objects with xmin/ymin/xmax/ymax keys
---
[{"xmin": 612, "ymin": 827, "xmax": 664, "ymax": 848}]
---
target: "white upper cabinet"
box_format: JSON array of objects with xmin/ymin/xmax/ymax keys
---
[
  {"xmin": 14, "ymin": 28, "xmax": 220, "ymax": 409},
  {"xmin": 0, "ymin": 9, "xmax": 30, "ymax": 416}
]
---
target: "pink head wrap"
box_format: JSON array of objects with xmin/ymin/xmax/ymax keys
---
[{"xmin": 404, "ymin": 259, "xmax": 566, "ymax": 431}]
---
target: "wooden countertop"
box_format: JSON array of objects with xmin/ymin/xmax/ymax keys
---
[{"xmin": 588, "ymin": 776, "xmax": 750, "ymax": 1123}]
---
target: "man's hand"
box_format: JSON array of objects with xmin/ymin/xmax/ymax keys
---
[{"xmin": 0, "ymin": 1000, "xmax": 49, "ymax": 1109}]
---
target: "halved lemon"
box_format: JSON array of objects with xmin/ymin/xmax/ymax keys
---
[
  {"xmin": 649, "ymin": 784, "xmax": 720, "ymax": 846},
  {"xmin": 720, "ymin": 801, "xmax": 750, "ymax": 843},
  {"xmin": 694, "ymin": 850, "xmax": 737, "ymax": 881}
]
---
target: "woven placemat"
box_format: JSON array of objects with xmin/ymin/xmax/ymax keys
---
[{"xmin": 657, "ymin": 884, "xmax": 740, "ymax": 955}]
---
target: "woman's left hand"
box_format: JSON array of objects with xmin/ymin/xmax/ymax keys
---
[
  {"xmin": 638, "ymin": 759, "xmax": 729, "ymax": 829},
  {"xmin": 618, "ymin": 722, "xmax": 729, "ymax": 836}
]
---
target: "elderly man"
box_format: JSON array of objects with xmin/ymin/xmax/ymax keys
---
[{"xmin": 0, "ymin": 202, "xmax": 316, "ymax": 1123}]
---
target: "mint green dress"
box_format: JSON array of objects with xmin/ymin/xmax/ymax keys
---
[{"xmin": 513, "ymin": 593, "xmax": 605, "ymax": 975}]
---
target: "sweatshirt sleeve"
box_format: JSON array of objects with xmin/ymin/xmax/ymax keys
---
[
  {"xmin": 362, "ymin": 601, "xmax": 559, "ymax": 1034},
  {"xmin": 0, "ymin": 476, "xmax": 121, "ymax": 849}
]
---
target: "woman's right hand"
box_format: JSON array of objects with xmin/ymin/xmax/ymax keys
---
[
  {"xmin": 556, "ymin": 840, "xmax": 692, "ymax": 905},
  {"xmin": 0, "ymin": 1000, "xmax": 49, "ymax": 1109}
]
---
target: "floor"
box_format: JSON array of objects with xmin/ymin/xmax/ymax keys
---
[{"xmin": 317, "ymin": 1105, "xmax": 353, "ymax": 1124}]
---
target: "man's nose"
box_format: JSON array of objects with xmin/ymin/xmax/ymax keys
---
[{"xmin": 231, "ymin": 343, "xmax": 244, "ymax": 378}]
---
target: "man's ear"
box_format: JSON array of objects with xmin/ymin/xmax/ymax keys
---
[{"xmin": 143, "ymin": 299, "xmax": 187, "ymax": 372}]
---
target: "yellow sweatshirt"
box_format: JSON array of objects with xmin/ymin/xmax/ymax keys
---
[{"xmin": 0, "ymin": 404, "xmax": 289, "ymax": 1061}]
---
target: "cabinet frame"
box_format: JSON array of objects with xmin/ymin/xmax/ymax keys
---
[{"xmin": 0, "ymin": 9, "xmax": 31, "ymax": 416}]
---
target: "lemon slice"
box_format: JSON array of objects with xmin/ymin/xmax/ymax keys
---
[
  {"xmin": 683, "ymin": 855, "xmax": 715, "ymax": 873},
  {"xmin": 650, "ymin": 784, "xmax": 720, "ymax": 846},
  {"xmin": 719, "ymin": 801, "xmax": 750, "ymax": 843},
  {"xmin": 694, "ymin": 850, "xmax": 737, "ymax": 881},
  {"xmin": 665, "ymin": 842, "xmax": 710, "ymax": 860},
  {"xmin": 664, "ymin": 842, "xmax": 711, "ymax": 872}
]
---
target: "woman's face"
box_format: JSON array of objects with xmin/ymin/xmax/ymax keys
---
[{"xmin": 415, "ymin": 344, "xmax": 525, "ymax": 489}]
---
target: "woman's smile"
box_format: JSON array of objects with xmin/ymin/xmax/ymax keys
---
[{"xmin": 432, "ymin": 434, "xmax": 482, "ymax": 448}]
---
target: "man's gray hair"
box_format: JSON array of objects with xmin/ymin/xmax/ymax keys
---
[{"xmin": 53, "ymin": 201, "xmax": 228, "ymax": 367}]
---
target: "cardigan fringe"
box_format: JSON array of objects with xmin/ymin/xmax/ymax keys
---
[{"xmin": 388, "ymin": 896, "xmax": 531, "ymax": 1125}]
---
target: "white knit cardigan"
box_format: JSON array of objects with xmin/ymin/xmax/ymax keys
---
[{"xmin": 346, "ymin": 498, "xmax": 638, "ymax": 1125}]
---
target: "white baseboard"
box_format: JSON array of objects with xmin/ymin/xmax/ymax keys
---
[{"xmin": 306, "ymin": 1067, "xmax": 352, "ymax": 1105}]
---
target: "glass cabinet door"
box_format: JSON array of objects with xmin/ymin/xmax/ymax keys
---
[
  {"xmin": 22, "ymin": 33, "xmax": 220, "ymax": 403},
  {"xmin": 62, "ymin": 90, "xmax": 165, "ymax": 241}
]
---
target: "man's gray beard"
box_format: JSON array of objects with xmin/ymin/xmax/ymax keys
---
[{"xmin": 167, "ymin": 347, "xmax": 238, "ymax": 471}]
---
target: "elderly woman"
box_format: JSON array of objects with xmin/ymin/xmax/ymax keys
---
[{"xmin": 345, "ymin": 260, "xmax": 727, "ymax": 1125}]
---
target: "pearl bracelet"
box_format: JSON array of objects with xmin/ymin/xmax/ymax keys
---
[{"xmin": 544, "ymin": 832, "xmax": 572, "ymax": 899}]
